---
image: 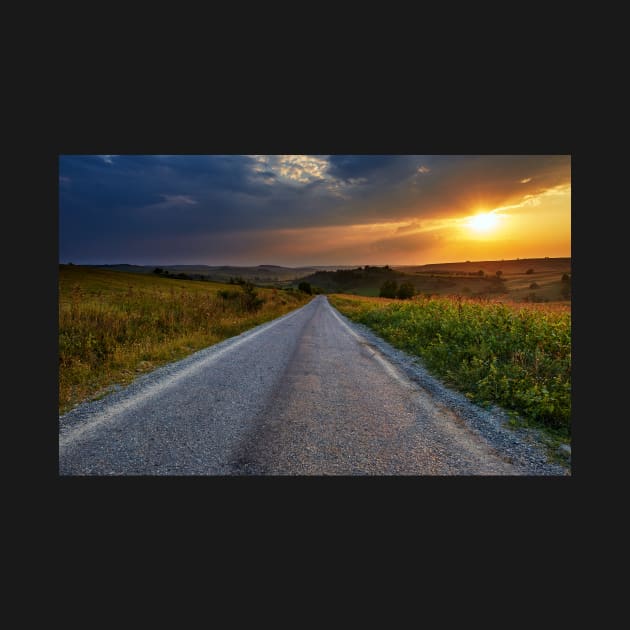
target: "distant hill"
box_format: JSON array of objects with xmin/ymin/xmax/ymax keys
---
[
  {"xmin": 301, "ymin": 257, "xmax": 571, "ymax": 302},
  {"xmin": 85, "ymin": 264, "xmax": 355, "ymax": 285},
  {"xmin": 395, "ymin": 257, "xmax": 571, "ymax": 276}
]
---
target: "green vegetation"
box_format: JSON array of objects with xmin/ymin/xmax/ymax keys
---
[
  {"xmin": 59, "ymin": 265, "xmax": 311, "ymax": 414},
  {"xmin": 298, "ymin": 281, "xmax": 313, "ymax": 294},
  {"xmin": 396, "ymin": 282, "xmax": 416, "ymax": 300},
  {"xmin": 379, "ymin": 279, "xmax": 398, "ymax": 298},
  {"xmin": 329, "ymin": 294, "xmax": 571, "ymax": 438}
]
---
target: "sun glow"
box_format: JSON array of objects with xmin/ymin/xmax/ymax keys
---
[{"xmin": 467, "ymin": 212, "xmax": 499, "ymax": 233}]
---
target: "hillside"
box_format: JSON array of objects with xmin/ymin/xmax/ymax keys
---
[
  {"xmin": 299, "ymin": 258, "xmax": 571, "ymax": 303},
  {"xmin": 85, "ymin": 263, "xmax": 354, "ymax": 285}
]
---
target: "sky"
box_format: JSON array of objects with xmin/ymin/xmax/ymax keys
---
[{"xmin": 59, "ymin": 155, "xmax": 571, "ymax": 266}]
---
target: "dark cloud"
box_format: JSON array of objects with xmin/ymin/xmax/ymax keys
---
[{"xmin": 59, "ymin": 154, "xmax": 570, "ymax": 264}]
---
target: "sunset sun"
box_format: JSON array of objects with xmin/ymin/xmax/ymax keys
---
[{"xmin": 467, "ymin": 212, "xmax": 499, "ymax": 233}]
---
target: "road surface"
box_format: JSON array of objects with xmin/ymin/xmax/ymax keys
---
[{"xmin": 59, "ymin": 295, "xmax": 559, "ymax": 475}]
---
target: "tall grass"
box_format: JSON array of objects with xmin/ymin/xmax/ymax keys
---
[
  {"xmin": 330, "ymin": 294, "xmax": 571, "ymax": 437},
  {"xmin": 59, "ymin": 267, "xmax": 311, "ymax": 413}
]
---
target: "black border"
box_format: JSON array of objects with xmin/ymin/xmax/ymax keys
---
[{"xmin": 35, "ymin": 92, "xmax": 586, "ymax": 541}]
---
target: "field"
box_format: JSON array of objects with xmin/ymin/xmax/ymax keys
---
[
  {"xmin": 329, "ymin": 293, "xmax": 571, "ymax": 439},
  {"xmin": 59, "ymin": 266, "xmax": 311, "ymax": 414},
  {"xmin": 300, "ymin": 257, "xmax": 571, "ymax": 303}
]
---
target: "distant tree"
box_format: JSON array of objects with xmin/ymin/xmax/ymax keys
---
[
  {"xmin": 495, "ymin": 270, "xmax": 503, "ymax": 278},
  {"xmin": 397, "ymin": 282, "xmax": 415, "ymax": 300},
  {"xmin": 529, "ymin": 282, "xmax": 539, "ymax": 289},
  {"xmin": 561, "ymin": 273, "xmax": 571, "ymax": 284},
  {"xmin": 477, "ymin": 270, "xmax": 484, "ymax": 276},
  {"xmin": 68, "ymin": 262, "xmax": 74, "ymax": 266},
  {"xmin": 526, "ymin": 268, "xmax": 534, "ymax": 274},
  {"xmin": 298, "ymin": 281, "xmax": 312, "ymax": 294},
  {"xmin": 379, "ymin": 279, "xmax": 398, "ymax": 298},
  {"xmin": 153, "ymin": 267, "xmax": 163, "ymax": 275}
]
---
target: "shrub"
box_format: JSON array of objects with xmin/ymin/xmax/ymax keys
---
[
  {"xmin": 240, "ymin": 281, "xmax": 264, "ymax": 311},
  {"xmin": 396, "ymin": 282, "xmax": 415, "ymax": 300},
  {"xmin": 526, "ymin": 268, "xmax": 534, "ymax": 274},
  {"xmin": 379, "ymin": 280, "xmax": 398, "ymax": 298},
  {"xmin": 298, "ymin": 281, "xmax": 312, "ymax": 294},
  {"xmin": 496, "ymin": 270, "xmax": 503, "ymax": 278},
  {"xmin": 529, "ymin": 282, "xmax": 539, "ymax": 289}
]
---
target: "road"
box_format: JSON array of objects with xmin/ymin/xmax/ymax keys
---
[{"xmin": 59, "ymin": 295, "xmax": 558, "ymax": 475}]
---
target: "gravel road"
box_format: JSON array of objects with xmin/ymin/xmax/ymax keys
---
[{"xmin": 59, "ymin": 295, "xmax": 567, "ymax": 475}]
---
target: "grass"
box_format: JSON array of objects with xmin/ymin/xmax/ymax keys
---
[
  {"xmin": 59, "ymin": 266, "xmax": 312, "ymax": 414},
  {"xmin": 329, "ymin": 293, "xmax": 571, "ymax": 440}
]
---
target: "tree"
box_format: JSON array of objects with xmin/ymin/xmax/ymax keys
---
[
  {"xmin": 495, "ymin": 270, "xmax": 503, "ymax": 278},
  {"xmin": 298, "ymin": 281, "xmax": 312, "ymax": 294},
  {"xmin": 380, "ymin": 280, "xmax": 398, "ymax": 298},
  {"xmin": 477, "ymin": 270, "xmax": 484, "ymax": 276},
  {"xmin": 153, "ymin": 267, "xmax": 163, "ymax": 274},
  {"xmin": 379, "ymin": 279, "xmax": 398, "ymax": 298},
  {"xmin": 526, "ymin": 268, "xmax": 534, "ymax": 274},
  {"xmin": 529, "ymin": 282, "xmax": 539, "ymax": 289},
  {"xmin": 561, "ymin": 273, "xmax": 571, "ymax": 284},
  {"xmin": 397, "ymin": 282, "xmax": 415, "ymax": 300}
]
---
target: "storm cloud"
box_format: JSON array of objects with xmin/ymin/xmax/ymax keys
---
[{"xmin": 59, "ymin": 154, "xmax": 570, "ymax": 265}]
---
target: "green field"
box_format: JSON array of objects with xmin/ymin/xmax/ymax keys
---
[
  {"xmin": 59, "ymin": 266, "xmax": 311, "ymax": 414},
  {"xmin": 329, "ymin": 294, "xmax": 571, "ymax": 439}
]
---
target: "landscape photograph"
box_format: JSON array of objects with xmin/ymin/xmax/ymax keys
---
[{"xmin": 58, "ymin": 154, "xmax": 571, "ymax": 475}]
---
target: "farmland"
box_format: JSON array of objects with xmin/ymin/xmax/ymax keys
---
[
  {"xmin": 329, "ymin": 293, "xmax": 571, "ymax": 439},
  {"xmin": 300, "ymin": 257, "xmax": 571, "ymax": 303},
  {"xmin": 59, "ymin": 265, "xmax": 311, "ymax": 413}
]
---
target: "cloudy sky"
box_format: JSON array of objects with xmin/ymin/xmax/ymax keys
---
[{"xmin": 59, "ymin": 155, "xmax": 571, "ymax": 266}]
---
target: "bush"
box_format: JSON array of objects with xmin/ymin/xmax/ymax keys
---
[
  {"xmin": 396, "ymin": 282, "xmax": 416, "ymax": 300},
  {"xmin": 526, "ymin": 268, "xmax": 534, "ymax": 274},
  {"xmin": 298, "ymin": 281, "xmax": 312, "ymax": 294},
  {"xmin": 218, "ymin": 289, "xmax": 240, "ymax": 300},
  {"xmin": 379, "ymin": 280, "xmax": 398, "ymax": 298},
  {"xmin": 529, "ymin": 282, "xmax": 539, "ymax": 289},
  {"xmin": 496, "ymin": 270, "xmax": 503, "ymax": 278},
  {"xmin": 240, "ymin": 281, "xmax": 264, "ymax": 311}
]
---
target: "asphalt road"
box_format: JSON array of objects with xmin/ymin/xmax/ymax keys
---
[{"xmin": 59, "ymin": 295, "xmax": 552, "ymax": 475}]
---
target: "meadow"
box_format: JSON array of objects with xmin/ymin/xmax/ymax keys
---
[
  {"xmin": 59, "ymin": 266, "xmax": 311, "ymax": 414},
  {"xmin": 329, "ymin": 293, "xmax": 571, "ymax": 439}
]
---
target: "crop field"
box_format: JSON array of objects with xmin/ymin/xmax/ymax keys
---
[
  {"xmin": 59, "ymin": 266, "xmax": 311, "ymax": 414},
  {"xmin": 329, "ymin": 293, "xmax": 571, "ymax": 438}
]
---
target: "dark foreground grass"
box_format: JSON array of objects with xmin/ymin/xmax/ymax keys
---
[
  {"xmin": 329, "ymin": 294, "xmax": 571, "ymax": 439},
  {"xmin": 59, "ymin": 266, "xmax": 311, "ymax": 414}
]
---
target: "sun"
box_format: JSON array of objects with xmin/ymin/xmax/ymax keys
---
[{"xmin": 467, "ymin": 212, "xmax": 499, "ymax": 233}]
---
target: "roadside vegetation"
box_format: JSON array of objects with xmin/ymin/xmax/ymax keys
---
[
  {"xmin": 329, "ymin": 293, "xmax": 571, "ymax": 440},
  {"xmin": 59, "ymin": 266, "xmax": 311, "ymax": 414}
]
